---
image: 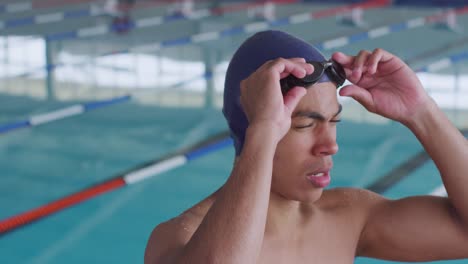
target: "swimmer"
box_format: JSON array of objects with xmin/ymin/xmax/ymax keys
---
[{"xmin": 145, "ymin": 30, "xmax": 468, "ymax": 263}]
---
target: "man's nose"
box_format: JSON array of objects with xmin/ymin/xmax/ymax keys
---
[{"xmin": 312, "ymin": 126, "xmax": 339, "ymax": 156}]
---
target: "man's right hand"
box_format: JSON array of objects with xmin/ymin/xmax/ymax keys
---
[{"xmin": 239, "ymin": 57, "xmax": 314, "ymax": 141}]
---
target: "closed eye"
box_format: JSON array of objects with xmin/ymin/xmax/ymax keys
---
[
  {"xmin": 293, "ymin": 105, "xmax": 342, "ymax": 129},
  {"xmin": 295, "ymin": 119, "xmax": 340, "ymax": 129},
  {"xmin": 296, "ymin": 124, "xmax": 314, "ymax": 129}
]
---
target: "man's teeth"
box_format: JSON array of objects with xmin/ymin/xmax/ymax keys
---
[{"xmin": 311, "ymin": 172, "xmax": 325, "ymax": 177}]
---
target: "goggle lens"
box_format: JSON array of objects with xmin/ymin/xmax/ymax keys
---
[{"xmin": 280, "ymin": 60, "xmax": 346, "ymax": 95}]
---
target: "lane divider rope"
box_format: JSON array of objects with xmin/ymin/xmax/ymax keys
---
[
  {"xmin": 0, "ymin": 95, "xmax": 131, "ymax": 134},
  {"xmin": 0, "ymin": 131, "xmax": 232, "ymax": 236},
  {"xmin": 8, "ymin": 0, "xmax": 392, "ymax": 80}
]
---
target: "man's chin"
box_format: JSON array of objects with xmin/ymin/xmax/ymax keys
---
[
  {"xmin": 274, "ymin": 188, "xmax": 324, "ymax": 204},
  {"xmin": 300, "ymin": 189, "xmax": 324, "ymax": 203}
]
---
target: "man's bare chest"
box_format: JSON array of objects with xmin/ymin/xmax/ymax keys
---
[
  {"xmin": 257, "ymin": 220, "xmax": 358, "ymax": 264},
  {"xmin": 258, "ymin": 239, "xmax": 356, "ymax": 264}
]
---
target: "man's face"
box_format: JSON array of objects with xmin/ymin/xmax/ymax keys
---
[{"xmin": 272, "ymin": 82, "xmax": 341, "ymax": 202}]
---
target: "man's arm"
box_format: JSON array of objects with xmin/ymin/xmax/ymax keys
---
[
  {"xmin": 333, "ymin": 49, "xmax": 468, "ymax": 261},
  {"xmin": 176, "ymin": 126, "xmax": 279, "ymax": 264},
  {"xmin": 407, "ymin": 98, "xmax": 468, "ymax": 225},
  {"xmin": 144, "ymin": 58, "xmax": 312, "ymax": 264},
  {"xmin": 358, "ymin": 100, "xmax": 468, "ymax": 261},
  {"xmin": 144, "ymin": 129, "xmax": 278, "ymax": 264}
]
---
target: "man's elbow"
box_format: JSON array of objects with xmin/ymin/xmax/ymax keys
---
[
  {"xmin": 144, "ymin": 226, "xmax": 160, "ymax": 264},
  {"xmin": 144, "ymin": 221, "xmax": 190, "ymax": 264},
  {"xmin": 445, "ymin": 199, "xmax": 468, "ymax": 239},
  {"xmin": 144, "ymin": 223, "xmax": 173, "ymax": 264}
]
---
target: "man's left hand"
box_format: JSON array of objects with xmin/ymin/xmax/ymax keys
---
[{"xmin": 332, "ymin": 49, "xmax": 433, "ymax": 124}]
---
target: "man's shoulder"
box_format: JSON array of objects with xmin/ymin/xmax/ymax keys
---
[
  {"xmin": 144, "ymin": 214, "xmax": 196, "ymax": 264},
  {"xmin": 324, "ymin": 187, "xmax": 381, "ymax": 196},
  {"xmin": 320, "ymin": 187, "xmax": 387, "ymax": 211},
  {"xmin": 144, "ymin": 220, "xmax": 177, "ymax": 263},
  {"xmin": 316, "ymin": 188, "xmax": 389, "ymax": 237},
  {"xmin": 144, "ymin": 191, "xmax": 218, "ymax": 263},
  {"xmin": 148, "ymin": 188, "xmax": 219, "ymax": 241}
]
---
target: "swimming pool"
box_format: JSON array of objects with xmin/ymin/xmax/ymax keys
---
[{"xmin": 0, "ymin": 94, "xmax": 466, "ymax": 264}]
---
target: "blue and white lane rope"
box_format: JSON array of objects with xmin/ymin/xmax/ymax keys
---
[
  {"xmin": 124, "ymin": 135, "xmax": 233, "ymax": 184},
  {"xmin": 0, "ymin": 0, "xmax": 96, "ymax": 15},
  {"xmin": 0, "ymin": 1, "xmax": 33, "ymax": 14},
  {"xmin": 0, "ymin": 0, "xmax": 181, "ymax": 30},
  {"xmin": 107, "ymin": 4, "xmax": 464, "ymax": 55},
  {"xmin": 113, "ymin": 11, "xmax": 468, "ymax": 89},
  {"xmin": 139, "ymin": 13, "xmax": 468, "ymax": 89},
  {"xmin": 1, "ymin": 3, "xmax": 212, "ymax": 34},
  {"xmin": 0, "ymin": 95, "xmax": 131, "ymax": 134},
  {"xmin": 43, "ymin": 0, "xmax": 390, "ymax": 42},
  {"xmin": 0, "ymin": 7, "xmax": 100, "ymax": 30},
  {"xmin": 43, "ymin": 0, "xmax": 298, "ymax": 41},
  {"xmin": 9, "ymin": 0, "xmax": 390, "ymax": 80},
  {"xmin": 417, "ymin": 51, "xmax": 468, "ymax": 72},
  {"xmin": 0, "ymin": 131, "xmax": 233, "ymax": 235},
  {"xmin": 0, "ymin": 70, "xmax": 207, "ymax": 135}
]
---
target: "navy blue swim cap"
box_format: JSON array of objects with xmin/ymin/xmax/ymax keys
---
[{"xmin": 223, "ymin": 30, "xmax": 331, "ymax": 156}]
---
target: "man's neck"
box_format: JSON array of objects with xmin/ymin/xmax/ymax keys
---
[{"xmin": 264, "ymin": 191, "xmax": 319, "ymax": 238}]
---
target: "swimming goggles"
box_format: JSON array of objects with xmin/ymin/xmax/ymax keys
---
[{"xmin": 280, "ymin": 60, "xmax": 346, "ymax": 95}]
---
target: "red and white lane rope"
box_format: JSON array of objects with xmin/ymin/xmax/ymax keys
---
[{"xmin": 0, "ymin": 131, "xmax": 232, "ymax": 236}]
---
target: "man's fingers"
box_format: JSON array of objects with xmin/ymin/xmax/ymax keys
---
[
  {"xmin": 366, "ymin": 48, "xmax": 386, "ymax": 75},
  {"xmin": 272, "ymin": 58, "xmax": 314, "ymax": 79},
  {"xmin": 333, "ymin": 51, "xmax": 369, "ymax": 83},
  {"xmin": 339, "ymin": 84, "xmax": 375, "ymax": 112},
  {"xmin": 352, "ymin": 50, "xmax": 371, "ymax": 78},
  {"xmin": 289, "ymin": 57, "xmax": 307, "ymax": 63},
  {"xmin": 331, "ymin": 52, "xmax": 354, "ymax": 66},
  {"xmin": 283, "ymin": 86, "xmax": 307, "ymax": 113}
]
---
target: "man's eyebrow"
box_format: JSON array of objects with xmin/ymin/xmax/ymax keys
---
[
  {"xmin": 334, "ymin": 104, "xmax": 343, "ymax": 117},
  {"xmin": 293, "ymin": 104, "xmax": 343, "ymax": 121}
]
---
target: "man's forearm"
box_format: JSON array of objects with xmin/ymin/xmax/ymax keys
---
[
  {"xmin": 177, "ymin": 125, "xmax": 279, "ymax": 264},
  {"xmin": 405, "ymin": 99, "xmax": 468, "ymax": 224}
]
